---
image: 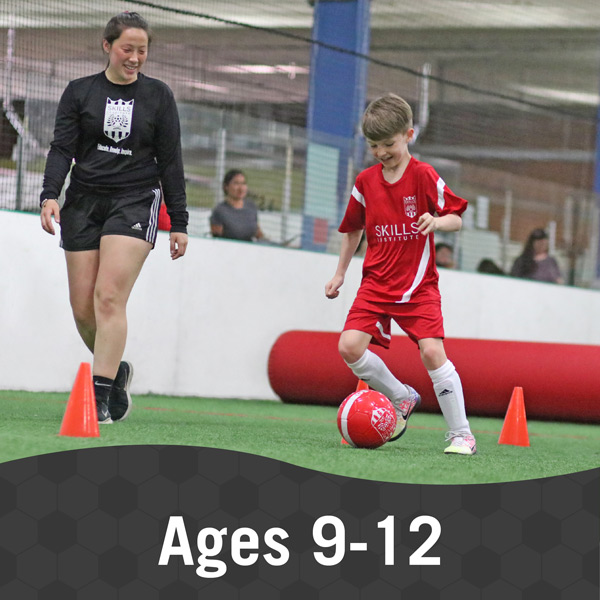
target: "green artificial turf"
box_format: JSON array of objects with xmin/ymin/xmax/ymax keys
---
[{"xmin": 2, "ymin": 390, "xmax": 598, "ymax": 484}]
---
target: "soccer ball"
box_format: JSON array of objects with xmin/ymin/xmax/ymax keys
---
[{"xmin": 337, "ymin": 389, "xmax": 397, "ymax": 448}]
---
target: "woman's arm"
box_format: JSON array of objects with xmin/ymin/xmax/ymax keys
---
[{"xmin": 40, "ymin": 83, "xmax": 79, "ymax": 205}]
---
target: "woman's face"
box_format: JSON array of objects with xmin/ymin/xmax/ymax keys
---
[
  {"xmin": 103, "ymin": 27, "xmax": 149, "ymax": 84},
  {"xmin": 225, "ymin": 174, "xmax": 248, "ymax": 201},
  {"xmin": 533, "ymin": 237, "xmax": 549, "ymax": 255}
]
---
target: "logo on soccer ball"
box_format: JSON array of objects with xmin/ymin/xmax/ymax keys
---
[
  {"xmin": 403, "ymin": 195, "xmax": 417, "ymax": 218},
  {"xmin": 103, "ymin": 98, "xmax": 134, "ymax": 142},
  {"xmin": 371, "ymin": 406, "xmax": 396, "ymax": 438}
]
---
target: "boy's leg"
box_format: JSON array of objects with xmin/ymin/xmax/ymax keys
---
[
  {"xmin": 419, "ymin": 338, "xmax": 476, "ymax": 455},
  {"xmin": 340, "ymin": 330, "xmax": 420, "ymax": 439},
  {"xmin": 340, "ymin": 330, "xmax": 408, "ymax": 402}
]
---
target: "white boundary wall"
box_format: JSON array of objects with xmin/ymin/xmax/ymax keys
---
[{"xmin": 2, "ymin": 210, "xmax": 599, "ymax": 397}]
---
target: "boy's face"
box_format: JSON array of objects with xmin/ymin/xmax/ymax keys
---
[{"xmin": 367, "ymin": 129, "xmax": 414, "ymax": 169}]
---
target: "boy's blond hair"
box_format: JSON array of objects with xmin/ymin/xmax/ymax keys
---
[{"xmin": 362, "ymin": 93, "xmax": 413, "ymax": 141}]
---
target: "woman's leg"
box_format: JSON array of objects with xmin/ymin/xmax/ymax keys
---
[
  {"xmin": 93, "ymin": 235, "xmax": 152, "ymax": 379},
  {"xmin": 64, "ymin": 249, "xmax": 100, "ymax": 352}
]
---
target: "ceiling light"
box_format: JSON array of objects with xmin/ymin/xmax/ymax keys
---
[
  {"xmin": 185, "ymin": 81, "xmax": 230, "ymax": 94},
  {"xmin": 513, "ymin": 85, "xmax": 600, "ymax": 106},
  {"xmin": 212, "ymin": 64, "xmax": 309, "ymax": 78}
]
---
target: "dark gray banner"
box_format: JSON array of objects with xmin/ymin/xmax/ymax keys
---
[{"xmin": 0, "ymin": 446, "xmax": 597, "ymax": 598}]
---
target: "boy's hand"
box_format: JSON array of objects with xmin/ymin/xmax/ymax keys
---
[
  {"xmin": 325, "ymin": 274, "xmax": 344, "ymax": 299},
  {"xmin": 417, "ymin": 212, "xmax": 437, "ymax": 235}
]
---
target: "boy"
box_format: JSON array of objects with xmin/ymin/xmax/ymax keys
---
[{"xmin": 325, "ymin": 93, "xmax": 476, "ymax": 455}]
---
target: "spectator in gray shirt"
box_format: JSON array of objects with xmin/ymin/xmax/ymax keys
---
[
  {"xmin": 510, "ymin": 228, "xmax": 563, "ymax": 284},
  {"xmin": 210, "ymin": 169, "xmax": 265, "ymax": 242}
]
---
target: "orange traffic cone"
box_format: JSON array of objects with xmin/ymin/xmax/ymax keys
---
[
  {"xmin": 59, "ymin": 363, "xmax": 100, "ymax": 438},
  {"xmin": 341, "ymin": 380, "xmax": 370, "ymax": 445},
  {"xmin": 356, "ymin": 379, "xmax": 369, "ymax": 391},
  {"xmin": 498, "ymin": 386, "xmax": 530, "ymax": 447}
]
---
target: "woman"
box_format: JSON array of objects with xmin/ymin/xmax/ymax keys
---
[
  {"xmin": 40, "ymin": 12, "xmax": 188, "ymax": 424},
  {"xmin": 210, "ymin": 169, "xmax": 264, "ymax": 241},
  {"xmin": 510, "ymin": 228, "xmax": 563, "ymax": 284}
]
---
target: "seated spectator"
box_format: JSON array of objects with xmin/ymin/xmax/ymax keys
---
[
  {"xmin": 210, "ymin": 169, "xmax": 265, "ymax": 242},
  {"xmin": 435, "ymin": 242, "xmax": 455, "ymax": 269},
  {"xmin": 477, "ymin": 258, "xmax": 505, "ymax": 275},
  {"xmin": 510, "ymin": 228, "xmax": 563, "ymax": 284}
]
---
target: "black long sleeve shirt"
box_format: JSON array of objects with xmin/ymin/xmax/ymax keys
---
[{"xmin": 41, "ymin": 71, "xmax": 188, "ymax": 233}]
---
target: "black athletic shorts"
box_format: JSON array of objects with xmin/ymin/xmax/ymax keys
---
[{"xmin": 60, "ymin": 187, "xmax": 162, "ymax": 251}]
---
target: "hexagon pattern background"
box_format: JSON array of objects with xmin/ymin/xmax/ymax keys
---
[{"xmin": 0, "ymin": 446, "xmax": 597, "ymax": 599}]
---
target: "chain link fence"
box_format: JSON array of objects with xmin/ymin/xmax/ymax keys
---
[{"xmin": 1, "ymin": 1, "xmax": 599, "ymax": 285}]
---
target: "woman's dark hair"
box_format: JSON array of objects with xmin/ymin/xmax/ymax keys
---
[
  {"xmin": 518, "ymin": 228, "xmax": 548, "ymax": 277},
  {"xmin": 222, "ymin": 169, "xmax": 246, "ymax": 193},
  {"xmin": 103, "ymin": 12, "xmax": 152, "ymax": 46}
]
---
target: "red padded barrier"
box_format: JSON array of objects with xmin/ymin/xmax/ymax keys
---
[{"xmin": 267, "ymin": 330, "xmax": 600, "ymax": 423}]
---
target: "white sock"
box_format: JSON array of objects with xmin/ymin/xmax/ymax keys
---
[
  {"xmin": 428, "ymin": 360, "xmax": 471, "ymax": 435},
  {"xmin": 346, "ymin": 350, "xmax": 408, "ymax": 403}
]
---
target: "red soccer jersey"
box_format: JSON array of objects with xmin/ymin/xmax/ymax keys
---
[{"xmin": 339, "ymin": 158, "xmax": 468, "ymax": 304}]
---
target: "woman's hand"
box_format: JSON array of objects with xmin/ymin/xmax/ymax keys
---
[
  {"xmin": 170, "ymin": 232, "xmax": 188, "ymax": 259},
  {"xmin": 40, "ymin": 199, "xmax": 60, "ymax": 235}
]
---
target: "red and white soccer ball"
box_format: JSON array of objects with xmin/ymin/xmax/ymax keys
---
[{"xmin": 337, "ymin": 389, "xmax": 397, "ymax": 449}]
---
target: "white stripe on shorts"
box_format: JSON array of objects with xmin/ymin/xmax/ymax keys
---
[{"xmin": 147, "ymin": 188, "xmax": 161, "ymax": 243}]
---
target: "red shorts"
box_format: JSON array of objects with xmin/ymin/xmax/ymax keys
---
[{"xmin": 343, "ymin": 297, "xmax": 445, "ymax": 348}]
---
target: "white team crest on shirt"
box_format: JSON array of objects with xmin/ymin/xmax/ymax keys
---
[
  {"xmin": 103, "ymin": 98, "xmax": 134, "ymax": 141},
  {"xmin": 403, "ymin": 195, "xmax": 417, "ymax": 218}
]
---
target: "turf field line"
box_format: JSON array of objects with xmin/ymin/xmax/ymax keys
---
[
  {"xmin": 8, "ymin": 395, "xmax": 66, "ymax": 405},
  {"xmin": 6, "ymin": 393, "xmax": 597, "ymax": 442},
  {"xmin": 142, "ymin": 405, "xmax": 334, "ymax": 424},
  {"xmin": 409, "ymin": 425, "xmax": 594, "ymax": 441},
  {"xmin": 139, "ymin": 406, "xmax": 597, "ymax": 441}
]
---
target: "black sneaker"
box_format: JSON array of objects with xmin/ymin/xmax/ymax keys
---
[
  {"xmin": 94, "ymin": 378, "xmax": 113, "ymax": 424},
  {"xmin": 108, "ymin": 361, "xmax": 134, "ymax": 422},
  {"xmin": 97, "ymin": 398, "xmax": 113, "ymax": 424}
]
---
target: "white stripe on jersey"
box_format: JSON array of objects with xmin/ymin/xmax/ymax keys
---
[
  {"xmin": 437, "ymin": 177, "xmax": 446, "ymax": 211},
  {"xmin": 352, "ymin": 185, "xmax": 365, "ymax": 207},
  {"xmin": 397, "ymin": 239, "xmax": 431, "ymax": 304},
  {"xmin": 147, "ymin": 188, "xmax": 161, "ymax": 242}
]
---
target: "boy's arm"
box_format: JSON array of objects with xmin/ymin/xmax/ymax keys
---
[
  {"xmin": 325, "ymin": 229, "xmax": 363, "ymax": 299},
  {"xmin": 417, "ymin": 213, "xmax": 462, "ymax": 236}
]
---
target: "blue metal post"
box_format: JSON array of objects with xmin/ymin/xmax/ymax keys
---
[
  {"xmin": 302, "ymin": 0, "xmax": 371, "ymax": 251},
  {"xmin": 594, "ymin": 100, "xmax": 600, "ymax": 278}
]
